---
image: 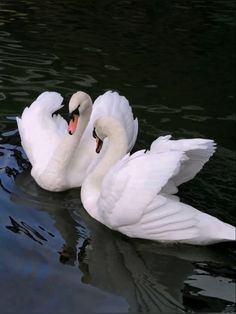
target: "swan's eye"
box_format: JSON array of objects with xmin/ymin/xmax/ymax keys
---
[
  {"xmin": 68, "ymin": 112, "xmax": 75, "ymax": 122},
  {"xmin": 69, "ymin": 106, "xmax": 80, "ymax": 122},
  {"xmin": 72, "ymin": 106, "xmax": 80, "ymax": 115},
  {"xmin": 93, "ymin": 128, "xmax": 97, "ymax": 139}
]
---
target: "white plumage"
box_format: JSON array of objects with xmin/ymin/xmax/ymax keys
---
[
  {"xmin": 81, "ymin": 117, "xmax": 236, "ymax": 245},
  {"xmin": 16, "ymin": 92, "xmax": 67, "ymax": 170},
  {"xmin": 17, "ymin": 91, "xmax": 138, "ymax": 191}
]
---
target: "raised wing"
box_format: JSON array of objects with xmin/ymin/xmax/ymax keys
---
[
  {"xmin": 98, "ymin": 149, "xmax": 186, "ymax": 229},
  {"xmin": 16, "ymin": 91, "xmax": 67, "ymax": 170},
  {"xmin": 83, "ymin": 91, "xmax": 138, "ymax": 151},
  {"xmin": 150, "ymin": 135, "xmax": 216, "ymax": 186}
]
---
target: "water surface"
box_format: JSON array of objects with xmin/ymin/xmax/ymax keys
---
[{"xmin": 0, "ymin": 0, "xmax": 235, "ymax": 313}]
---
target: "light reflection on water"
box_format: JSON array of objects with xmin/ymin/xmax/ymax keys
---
[{"xmin": 0, "ymin": 0, "xmax": 235, "ymax": 312}]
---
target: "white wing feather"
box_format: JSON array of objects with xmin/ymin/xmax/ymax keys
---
[
  {"xmin": 150, "ymin": 135, "xmax": 216, "ymax": 186},
  {"xmin": 119, "ymin": 193, "xmax": 235, "ymax": 245},
  {"xmin": 98, "ymin": 146, "xmax": 234, "ymax": 244},
  {"xmin": 95, "ymin": 138, "xmax": 234, "ymax": 244},
  {"xmin": 82, "ymin": 91, "xmax": 138, "ymax": 151},
  {"xmin": 121, "ymin": 195, "xmax": 200, "ymax": 242},
  {"xmin": 16, "ymin": 91, "xmax": 67, "ymax": 170},
  {"xmin": 98, "ymin": 150, "xmax": 187, "ymax": 229}
]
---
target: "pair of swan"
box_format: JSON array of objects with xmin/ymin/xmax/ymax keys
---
[
  {"xmin": 17, "ymin": 91, "xmax": 236, "ymax": 245},
  {"xmin": 17, "ymin": 91, "xmax": 138, "ymax": 191}
]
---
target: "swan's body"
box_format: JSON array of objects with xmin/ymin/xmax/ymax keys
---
[
  {"xmin": 17, "ymin": 91, "xmax": 138, "ymax": 191},
  {"xmin": 81, "ymin": 117, "xmax": 236, "ymax": 245}
]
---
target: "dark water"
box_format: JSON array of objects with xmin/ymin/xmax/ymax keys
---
[{"xmin": 0, "ymin": 0, "xmax": 236, "ymax": 313}]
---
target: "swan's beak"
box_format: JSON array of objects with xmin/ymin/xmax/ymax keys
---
[
  {"xmin": 68, "ymin": 114, "xmax": 79, "ymax": 135},
  {"xmin": 96, "ymin": 137, "xmax": 103, "ymax": 154}
]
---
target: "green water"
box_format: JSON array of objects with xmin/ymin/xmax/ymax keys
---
[{"xmin": 0, "ymin": 0, "xmax": 235, "ymax": 312}]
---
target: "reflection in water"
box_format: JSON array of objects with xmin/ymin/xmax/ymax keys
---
[
  {"xmin": 6, "ymin": 216, "xmax": 49, "ymax": 245},
  {"xmin": 11, "ymin": 169, "xmax": 83, "ymax": 266},
  {"xmin": 76, "ymin": 222, "xmax": 186, "ymax": 313},
  {"xmin": 12, "ymin": 170, "xmax": 185, "ymax": 312}
]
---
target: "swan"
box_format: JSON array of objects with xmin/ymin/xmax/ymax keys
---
[
  {"xmin": 81, "ymin": 117, "xmax": 236, "ymax": 245},
  {"xmin": 16, "ymin": 91, "xmax": 138, "ymax": 191}
]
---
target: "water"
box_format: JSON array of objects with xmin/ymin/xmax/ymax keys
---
[{"xmin": 0, "ymin": 0, "xmax": 235, "ymax": 312}]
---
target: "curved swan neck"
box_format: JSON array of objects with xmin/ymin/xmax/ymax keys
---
[
  {"xmin": 73, "ymin": 106, "xmax": 91, "ymax": 137},
  {"xmin": 94, "ymin": 128, "xmax": 127, "ymax": 181},
  {"xmin": 81, "ymin": 119, "xmax": 128, "ymax": 219},
  {"xmin": 43, "ymin": 105, "xmax": 92, "ymax": 175}
]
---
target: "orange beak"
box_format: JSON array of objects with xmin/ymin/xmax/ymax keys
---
[{"xmin": 68, "ymin": 114, "xmax": 79, "ymax": 135}]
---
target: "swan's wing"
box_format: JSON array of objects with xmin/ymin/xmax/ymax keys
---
[
  {"xmin": 120, "ymin": 193, "xmax": 236, "ymax": 244},
  {"xmin": 83, "ymin": 91, "xmax": 138, "ymax": 151},
  {"xmin": 120, "ymin": 195, "xmax": 200, "ymax": 242},
  {"xmin": 98, "ymin": 149, "xmax": 186, "ymax": 229},
  {"xmin": 150, "ymin": 135, "xmax": 216, "ymax": 186},
  {"xmin": 16, "ymin": 92, "xmax": 67, "ymax": 168}
]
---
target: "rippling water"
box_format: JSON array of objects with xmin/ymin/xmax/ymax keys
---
[{"xmin": 0, "ymin": 0, "xmax": 235, "ymax": 313}]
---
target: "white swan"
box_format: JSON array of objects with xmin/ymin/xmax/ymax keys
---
[
  {"xmin": 16, "ymin": 91, "xmax": 138, "ymax": 191},
  {"xmin": 81, "ymin": 117, "xmax": 236, "ymax": 245}
]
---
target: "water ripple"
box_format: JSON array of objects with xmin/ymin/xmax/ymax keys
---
[{"xmin": 6, "ymin": 216, "xmax": 49, "ymax": 245}]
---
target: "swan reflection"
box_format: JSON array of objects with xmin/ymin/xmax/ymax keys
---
[{"xmin": 12, "ymin": 169, "xmax": 186, "ymax": 312}]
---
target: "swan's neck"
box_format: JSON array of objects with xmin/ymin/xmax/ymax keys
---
[
  {"xmin": 43, "ymin": 109, "xmax": 91, "ymax": 175},
  {"xmin": 81, "ymin": 125, "xmax": 128, "ymax": 220}
]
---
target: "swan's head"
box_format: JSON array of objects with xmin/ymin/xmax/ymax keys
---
[
  {"xmin": 68, "ymin": 91, "xmax": 92, "ymax": 135},
  {"xmin": 93, "ymin": 117, "xmax": 126, "ymax": 154}
]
